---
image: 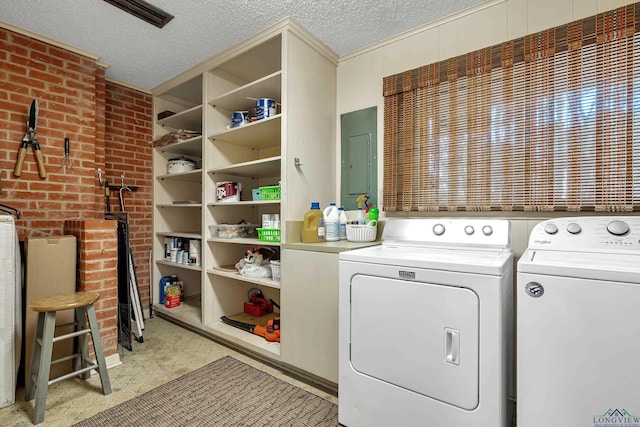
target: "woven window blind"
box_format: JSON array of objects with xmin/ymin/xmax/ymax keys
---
[{"xmin": 383, "ymin": 4, "xmax": 640, "ymax": 212}]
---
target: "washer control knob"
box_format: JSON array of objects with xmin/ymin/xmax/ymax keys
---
[
  {"xmin": 607, "ymin": 220, "xmax": 630, "ymax": 236},
  {"xmin": 544, "ymin": 223, "xmax": 559, "ymax": 235},
  {"xmin": 433, "ymin": 223, "xmax": 445, "ymax": 236},
  {"xmin": 566, "ymin": 223, "xmax": 582, "ymax": 235},
  {"xmin": 482, "ymin": 225, "xmax": 493, "ymax": 236},
  {"xmin": 464, "ymin": 225, "xmax": 475, "ymax": 235}
]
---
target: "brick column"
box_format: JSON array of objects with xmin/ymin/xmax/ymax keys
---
[{"xmin": 64, "ymin": 219, "xmax": 120, "ymax": 365}]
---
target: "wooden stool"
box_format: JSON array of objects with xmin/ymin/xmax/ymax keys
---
[{"xmin": 26, "ymin": 291, "xmax": 112, "ymax": 424}]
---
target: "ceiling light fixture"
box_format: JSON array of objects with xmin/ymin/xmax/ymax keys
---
[{"xmin": 103, "ymin": 0, "xmax": 174, "ymax": 28}]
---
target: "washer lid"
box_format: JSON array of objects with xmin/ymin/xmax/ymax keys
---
[
  {"xmin": 350, "ymin": 274, "xmax": 479, "ymax": 410},
  {"xmin": 518, "ymin": 249, "xmax": 640, "ymax": 282}
]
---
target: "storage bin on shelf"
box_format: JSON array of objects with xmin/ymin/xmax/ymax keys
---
[
  {"xmin": 270, "ymin": 260, "xmax": 281, "ymax": 282},
  {"xmin": 209, "ymin": 223, "xmax": 258, "ymax": 239},
  {"xmin": 257, "ymin": 228, "xmax": 281, "ymax": 243},
  {"xmin": 346, "ymin": 223, "xmax": 377, "ymax": 242},
  {"xmin": 259, "ymin": 185, "xmax": 281, "ymax": 201}
]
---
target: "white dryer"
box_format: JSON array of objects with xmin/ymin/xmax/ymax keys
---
[
  {"xmin": 339, "ymin": 218, "xmax": 514, "ymax": 427},
  {"xmin": 518, "ymin": 216, "xmax": 640, "ymax": 427}
]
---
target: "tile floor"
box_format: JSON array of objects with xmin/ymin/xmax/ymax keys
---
[{"xmin": 0, "ymin": 316, "xmax": 337, "ymax": 426}]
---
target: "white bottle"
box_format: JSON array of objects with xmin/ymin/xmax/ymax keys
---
[
  {"xmin": 338, "ymin": 207, "xmax": 347, "ymax": 240},
  {"xmin": 355, "ymin": 208, "xmax": 366, "ymax": 225},
  {"xmin": 323, "ymin": 203, "xmax": 339, "ymax": 241}
]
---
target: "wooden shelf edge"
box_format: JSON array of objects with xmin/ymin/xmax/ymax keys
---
[{"xmin": 208, "ymin": 268, "xmax": 281, "ymax": 289}]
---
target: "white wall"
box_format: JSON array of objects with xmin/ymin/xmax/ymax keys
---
[{"xmin": 336, "ymin": 0, "xmax": 638, "ymax": 257}]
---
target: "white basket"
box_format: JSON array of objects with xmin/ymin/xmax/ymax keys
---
[
  {"xmin": 270, "ymin": 260, "xmax": 281, "ymax": 282},
  {"xmin": 346, "ymin": 224, "xmax": 377, "ymax": 242}
]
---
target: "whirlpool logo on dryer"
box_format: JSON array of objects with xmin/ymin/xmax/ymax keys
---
[{"xmin": 398, "ymin": 270, "xmax": 415, "ymax": 280}]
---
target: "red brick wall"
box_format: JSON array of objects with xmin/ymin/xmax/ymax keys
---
[
  {"xmin": 104, "ymin": 82, "xmax": 153, "ymax": 311},
  {"xmin": 64, "ymin": 219, "xmax": 119, "ymax": 359},
  {"xmin": 0, "ymin": 28, "xmax": 99, "ymax": 236},
  {"xmin": 0, "ymin": 27, "xmax": 153, "ymax": 310}
]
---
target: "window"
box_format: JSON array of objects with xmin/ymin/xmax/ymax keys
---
[{"xmin": 383, "ymin": 4, "xmax": 640, "ymax": 212}]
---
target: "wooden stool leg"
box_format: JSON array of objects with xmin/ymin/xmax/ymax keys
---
[
  {"xmin": 75, "ymin": 306, "xmax": 91, "ymax": 380},
  {"xmin": 25, "ymin": 312, "xmax": 45, "ymax": 402},
  {"xmin": 86, "ymin": 304, "xmax": 112, "ymax": 395},
  {"xmin": 32, "ymin": 311, "xmax": 57, "ymax": 425}
]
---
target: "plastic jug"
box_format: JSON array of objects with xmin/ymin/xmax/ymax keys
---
[
  {"xmin": 301, "ymin": 202, "xmax": 326, "ymax": 243},
  {"xmin": 323, "ymin": 203, "xmax": 339, "ymax": 242},
  {"xmin": 338, "ymin": 207, "xmax": 347, "ymax": 240}
]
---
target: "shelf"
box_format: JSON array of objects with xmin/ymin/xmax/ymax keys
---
[
  {"xmin": 158, "ymin": 104, "xmax": 202, "ymax": 131},
  {"xmin": 206, "ymin": 318, "xmax": 280, "ymax": 357},
  {"xmin": 211, "ymin": 35, "xmax": 282, "ymax": 85},
  {"xmin": 209, "ymin": 115, "xmax": 281, "ymax": 149},
  {"xmin": 207, "ymin": 200, "xmax": 280, "ymax": 207},
  {"xmin": 154, "ymin": 136, "xmax": 202, "ymax": 157},
  {"xmin": 157, "ymin": 260, "xmax": 202, "ymax": 271},
  {"xmin": 210, "ymin": 71, "xmax": 282, "ymax": 112},
  {"xmin": 208, "ymin": 267, "xmax": 281, "ymax": 290},
  {"xmin": 156, "ymin": 203, "xmax": 202, "ymax": 208},
  {"xmin": 153, "ymin": 295, "xmax": 201, "ymax": 324},
  {"xmin": 156, "ymin": 231, "xmax": 202, "ymax": 239},
  {"xmin": 157, "ymin": 169, "xmax": 202, "ymax": 182},
  {"xmin": 156, "ymin": 75, "xmax": 202, "ymax": 107},
  {"xmin": 208, "ymin": 156, "xmax": 281, "ymax": 178},
  {"xmin": 207, "ymin": 237, "xmax": 262, "ymax": 245}
]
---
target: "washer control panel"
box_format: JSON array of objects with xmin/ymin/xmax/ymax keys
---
[
  {"xmin": 382, "ymin": 218, "xmax": 511, "ymax": 249},
  {"xmin": 529, "ymin": 216, "xmax": 640, "ymax": 251}
]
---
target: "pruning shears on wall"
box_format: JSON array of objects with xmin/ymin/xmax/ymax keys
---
[{"xmin": 14, "ymin": 99, "xmax": 47, "ymax": 179}]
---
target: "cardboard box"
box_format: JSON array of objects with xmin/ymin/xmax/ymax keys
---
[
  {"xmin": 24, "ymin": 236, "xmax": 77, "ymax": 385},
  {"xmin": 165, "ymin": 295, "xmax": 181, "ymax": 308}
]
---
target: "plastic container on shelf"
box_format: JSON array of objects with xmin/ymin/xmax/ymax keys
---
[
  {"xmin": 338, "ymin": 207, "xmax": 347, "ymax": 240},
  {"xmin": 301, "ymin": 202, "xmax": 325, "ymax": 243},
  {"xmin": 270, "ymin": 260, "xmax": 281, "ymax": 282},
  {"xmin": 188, "ymin": 240, "xmax": 201, "ymax": 266},
  {"xmin": 209, "ymin": 224, "xmax": 258, "ymax": 239},
  {"xmin": 323, "ymin": 203, "xmax": 339, "ymax": 242},
  {"xmin": 257, "ymin": 228, "xmax": 281, "ymax": 242},
  {"xmin": 259, "ymin": 185, "xmax": 281, "ymax": 201}
]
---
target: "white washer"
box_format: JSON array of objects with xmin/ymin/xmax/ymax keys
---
[
  {"xmin": 339, "ymin": 218, "xmax": 514, "ymax": 427},
  {"xmin": 518, "ymin": 216, "xmax": 640, "ymax": 427}
]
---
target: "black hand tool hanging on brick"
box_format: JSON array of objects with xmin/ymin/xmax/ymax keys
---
[
  {"xmin": 14, "ymin": 99, "xmax": 47, "ymax": 179},
  {"xmin": 104, "ymin": 180, "xmax": 111, "ymax": 212}
]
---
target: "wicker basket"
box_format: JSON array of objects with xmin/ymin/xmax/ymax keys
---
[{"xmin": 346, "ymin": 224, "xmax": 377, "ymax": 242}]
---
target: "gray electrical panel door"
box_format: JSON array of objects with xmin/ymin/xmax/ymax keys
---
[{"xmin": 340, "ymin": 107, "xmax": 377, "ymax": 210}]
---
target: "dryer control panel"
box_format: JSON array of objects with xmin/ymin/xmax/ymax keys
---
[
  {"xmin": 528, "ymin": 216, "xmax": 640, "ymax": 252},
  {"xmin": 382, "ymin": 218, "xmax": 511, "ymax": 250}
]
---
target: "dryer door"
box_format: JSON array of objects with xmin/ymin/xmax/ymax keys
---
[{"xmin": 349, "ymin": 274, "xmax": 479, "ymax": 410}]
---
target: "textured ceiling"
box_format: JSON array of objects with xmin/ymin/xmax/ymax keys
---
[{"xmin": 0, "ymin": 0, "xmax": 487, "ymax": 91}]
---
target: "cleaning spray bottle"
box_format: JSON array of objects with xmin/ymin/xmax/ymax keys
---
[
  {"xmin": 366, "ymin": 205, "xmax": 379, "ymax": 226},
  {"xmin": 355, "ymin": 194, "xmax": 369, "ymax": 225}
]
